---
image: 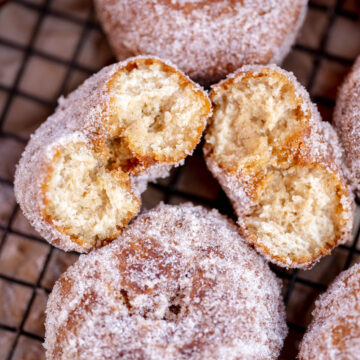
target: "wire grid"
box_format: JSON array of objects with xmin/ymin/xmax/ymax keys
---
[{"xmin": 0, "ymin": 0, "xmax": 359, "ymax": 359}]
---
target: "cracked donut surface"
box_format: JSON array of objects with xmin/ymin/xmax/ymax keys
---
[
  {"xmin": 204, "ymin": 65, "xmax": 353, "ymax": 268},
  {"xmin": 44, "ymin": 204, "xmax": 287, "ymax": 360},
  {"xmin": 14, "ymin": 57, "xmax": 211, "ymax": 252}
]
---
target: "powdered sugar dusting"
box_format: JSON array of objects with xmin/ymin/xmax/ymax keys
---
[
  {"xmin": 334, "ymin": 56, "xmax": 360, "ymax": 198},
  {"xmin": 45, "ymin": 204, "xmax": 287, "ymax": 359},
  {"xmin": 94, "ymin": 0, "xmax": 308, "ymax": 84},
  {"xmin": 299, "ymin": 262, "xmax": 360, "ymax": 359}
]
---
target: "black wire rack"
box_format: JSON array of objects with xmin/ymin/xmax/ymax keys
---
[{"xmin": 0, "ymin": 0, "xmax": 359, "ymax": 359}]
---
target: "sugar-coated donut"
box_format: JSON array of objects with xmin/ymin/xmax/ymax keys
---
[
  {"xmin": 14, "ymin": 57, "xmax": 211, "ymax": 253},
  {"xmin": 298, "ymin": 263, "xmax": 360, "ymax": 360},
  {"xmin": 44, "ymin": 204, "xmax": 287, "ymax": 360},
  {"xmin": 334, "ymin": 56, "xmax": 360, "ymax": 198},
  {"xmin": 94, "ymin": 0, "xmax": 308, "ymax": 84},
  {"xmin": 204, "ymin": 64, "xmax": 353, "ymax": 269}
]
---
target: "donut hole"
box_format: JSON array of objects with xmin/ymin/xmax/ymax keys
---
[
  {"xmin": 206, "ymin": 71, "xmax": 305, "ymax": 172},
  {"xmin": 168, "ymin": 304, "xmax": 181, "ymax": 315},
  {"xmin": 163, "ymin": 304, "xmax": 182, "ymax": 322},
  {"xmin": 245, "ymin": 166, "xmax": 346, "ymax": 266},
  {"xmin": 44, "ymin": 143, "xmax": 140, "ymax": 250},
  {"xmin": 163, "ymin": 293, "xmax": 185, "ymax": 322},
  {"xmin": 108, "ymin": 59, "xmax": 209, "ymax": 163},
  {"xmin": 120, "ymin": 289, "xmax": 132, "ymax": 312},
  {"xmin": 118, "ymin": 290, "xmax": 186, "ymax": 322}
]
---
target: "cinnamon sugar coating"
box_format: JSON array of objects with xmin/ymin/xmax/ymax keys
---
[
  {"xmin": 44, "ymin": 204, "xmax": 287, "ymax": 360},
  {"xmin": 14, "ymin": 57, "xmax": 211, "ymax": 252},
  {"xmin": 334, "ymin": 56, "xmax": 360, "ymax": 198},
  {"xmin": 298, "ymin": 263, "xmax": 360, "ymax": 360},
  {"xmin": 94, "ymin": 0, "xmax": 308, "ymax": 84}
]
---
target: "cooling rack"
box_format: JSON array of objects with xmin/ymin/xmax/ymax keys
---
[{"xmin": 0, "ymin": 0, "xmax": 359, "ymax": 358}]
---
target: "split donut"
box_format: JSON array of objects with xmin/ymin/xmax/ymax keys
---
[
  {"xmin": 14, "ymin": 57, "xmax": 211, "ymax": 252},
  {"xmin": 204, "ymin": 64, "xmax": 353, "ymax": 268}
]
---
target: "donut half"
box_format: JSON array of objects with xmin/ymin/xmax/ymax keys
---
[
  {"xmin": 204, "ymin": 65, "xmax": 353, "ymax": 268},
  {"xmin": 14, "ymin": 57, "xmax": 211, "ymax": 252}
]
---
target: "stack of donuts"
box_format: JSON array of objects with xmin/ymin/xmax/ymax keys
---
[{"xmin": 14, "ymin": 1, "xmax": 360, "ymax": 359}]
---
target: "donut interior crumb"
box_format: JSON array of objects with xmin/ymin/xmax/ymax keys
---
[
  {"xmin": 206, "ymin": 75, "xmax": 302, "ymax": 171},
  {"xmin": 206, "ymin": 71, "xmax": 346, "ymax": 265},
  {"xmin": 45, "ymin": 142, "xmax": 139, "ymax": 248},
  {"xmin": 245, "ymin": 166, "xmax": 341, "ymax": 261},
  {"xmin": 108, "ymin": 60, "xmax": 207, "ymax": 162},
  {"xmin": 43, "ymin": 59, "xmax": 209, "ymax": 249}
]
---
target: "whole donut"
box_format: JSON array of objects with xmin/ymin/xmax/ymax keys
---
[
  {"xmin": 298, "ymin": 263, "xmax": 360, "ymax": 360},
  {"xmin": 44, "ymin": 204, "xmax": 287, "ymax": 360},
  {"xmin": 334, "ymin": 56, "xmax": 360, "ymax": 198},
  {"xmin": 94, "ymin": 0, "xmax": 308, "ymax": 84}
]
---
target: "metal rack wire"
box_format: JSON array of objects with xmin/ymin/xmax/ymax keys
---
[{"xmin": 0, "ymin": 0, "xmax": 359, "ymax": 358}]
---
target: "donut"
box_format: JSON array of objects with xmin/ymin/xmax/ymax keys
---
[
  {"xmin": 203, "ymin": 64, "xmax": 353, "ymax": 269},
  {"xmin": 94, "ymin": 0, "xmax": 308, "ymax": 84},
  {"xmin": 334, "ymin": 56, "xmax": 360, "ymax": 198},
  {"xmin": 14, "ymin": 57, "xmax": 211, "ymax": 253},
  {"xmin": 298, "ymin": 263, "xmax": 360, "ymax": 359},
  {"xmin": 44, "ymin": 204, "xmax": 287, "ymax": 360}
]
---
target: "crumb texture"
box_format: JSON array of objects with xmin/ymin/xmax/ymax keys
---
[
  {"xmin": 245, "ymin": 166, "xmax": 342, "ymax": 262},
  {"xmin": 14, "ymin": 57, "xmax": 210, "ymax": 252},
  {"xmin": 334, "ymin": 56, "xmax": 360, "ymax": 198},
  {"xmin": 204, "ymin": 65, "xmax": 353, "ymax": 268},
  {"xmin": 207, "ymin": 73, "xmax": 302, "ymax": 171},
  {"xmin": 94, "ymin": 0, "xmax": 307, "ymax": 83},
  {"xmin": 45, "ymin": 204, "xmax": 287, "ymax": 360},
  {"xmin": 298, "ymin": 263, "xmax": 360, "ymax": 360},
  {"xmin": 45, "ymin": 143, "xmax": 138, "ymax": 247},
  {"xmin": 109, "ymin": 61, "xmax": 207, "ymax": 161}
]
